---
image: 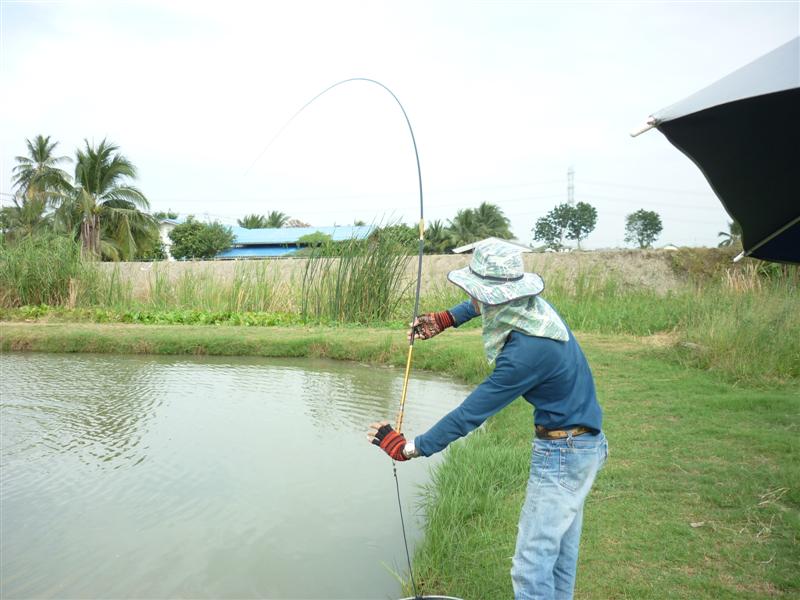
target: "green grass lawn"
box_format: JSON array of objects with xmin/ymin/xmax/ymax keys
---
[
  {"xmin": 2, "ymin": 322, "xmax": 797, "ymax": 598},
  {"xmin": 414, "ymin": 334, "xmax": 799, "ymax": 599}
]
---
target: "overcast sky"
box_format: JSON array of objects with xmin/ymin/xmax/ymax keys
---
[{"xmin": 1, "ymin": 1, "xmax": 797, "ymax": 248}]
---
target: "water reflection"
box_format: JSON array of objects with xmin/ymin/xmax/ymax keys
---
[
  {"xmin": 298, "ymin": 358, "xmax": 437, "ymax": 432},
  {"xmin": 2, "ymin": 354, "xmax": 162, "ymax": 469},
  {"xmin": 0, "ymin": 352, "xmax": 469, "ymax": 599}
]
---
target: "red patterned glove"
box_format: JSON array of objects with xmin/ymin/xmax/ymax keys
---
[
  {"xmin": 372, "ymin": 423, "xmax": 410, "ymax": 461},
  {"xmin": 414, "ymin": 311, "xmax": 455, "ymax": 340}
]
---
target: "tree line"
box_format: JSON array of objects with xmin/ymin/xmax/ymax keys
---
[
  {"xmin": 171, "ymin": 202, "xmax": 741, "ymax": 258},
  {"xmin": 219, "ymin": 199, "xmax": 671, "ymax": 254},
  {"xmin": 5, "ymin": 134, "xmax": 736, "ymax": 261},
  {"xmin": 4, "ymin": 135, "xmax": 158, "ymax": 260},
  {"xmin": 232, "ymin": 202, "xmax": 515, "ymax": 255}
]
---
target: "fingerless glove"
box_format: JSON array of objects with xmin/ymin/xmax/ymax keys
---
[
  {"xmin": 415, "ymin": 310, "xmax": 455, "ymax": 340},
  {"xmin": 372, "ymin": 424, "xmax": 410, "ymax": 461}
]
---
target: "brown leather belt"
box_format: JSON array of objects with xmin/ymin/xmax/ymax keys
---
[{"xmin": 535, "ymin": 425, "xmax": 593, "ymax": 440}]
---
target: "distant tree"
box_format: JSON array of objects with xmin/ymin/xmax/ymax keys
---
[
  {"xmin": 444, "ymin": 202, "xmax": 514, "ymax": 248},
  {"xmin": 137, "ymin": 239, "xmax": 167, "ymax": 261},
  {"xmin": 424, "ymin": 219, "xmax": 452, "ymax": 254},
  {"xmin": 717, "ymin": 220, "xmax": 742, "ymax": 248},
  {"xmin": 12, "ymin": 135, "xmax": 72, "ymax": 199},
  {"xmin": 238, "ymin": 213, "xmax": 269, "ymax": 228},
  {"xmin": 153, "ymin": 210, "xmax": 179, "ymax": 220},
  {"xmin": 371, "ymin": 223, "xmax": 417, "ymax": 254},
  {"xmin": 532, "ymin": 203, "xmax": 574, "ymax": 251},
  {"xmin": 1, "ymin": 194, "xmax": 51, "ymax": 241},
  {"xmin": 353, "ymin": 219, "xmax": 366, "ymax": 226},
  {"xmin": 297, "ymin": 231, "xmax": 333, "ymax": 247},
  {"xmin": 447, "ymin": 208, "xmax": 482, "ymax": 247},
  {"xmin": 168, "ymin": 216, "xmax": 234, "ymax": 259},
  {"xmin": 68, "ymin": 139, "xmax": 153, "ymax": 259},
  {"xmin": 624, "ymin": 209, "xmax": 663, "ymax": 248},
  {"xmin": 533, "ymin": 202, "xmax": 597, "ymax": 250},
  {"xmin": 292, "ymin": 231, "xmax": 336, "ymax": 256},
  {"xmin": 532, "ymin": 216, "xmax": 563, "ymax": 251},
  {"xmin": 265, "ymin": 210, "xmax": 290, "ymax": 228},
  {"xmin": 286, "ymin": 218, "xmax": 311, "ymax": 227},
  {"xmin": 474, "ymin": 202, "xmax": 513, "ymax": 239},
  {"xmin": 568, "ymin": 202, "xmax": 597, "ymax": 249},
  {"xmin": 99, "ymin": 199, "xmax": 162, "ymax": 261}
]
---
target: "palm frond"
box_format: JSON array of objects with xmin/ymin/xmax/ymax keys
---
[
  {"xmin": 101, "ymin": 185, "xmax": 150, "ymax": 209},
  {"xmin": 99, "ymin": 238, "xmax": 122, "ymax": 262}
]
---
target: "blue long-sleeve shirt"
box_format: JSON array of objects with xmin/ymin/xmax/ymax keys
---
[{"xmin": 414, "ymin": 300, "xmax": 602, "ymax": 457}]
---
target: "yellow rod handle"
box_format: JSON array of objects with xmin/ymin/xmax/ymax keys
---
[
  {"xmin": 397, "ymin": 217, "xmax": 423, "ymax": 434},
  {"xmin": 395, "ymin": 344, "xmax": 415, "ymax": 434}
]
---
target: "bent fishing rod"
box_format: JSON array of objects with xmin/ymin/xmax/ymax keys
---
[
  {"xmin": 247, "ymin": 78, "xmax": 424, "ymax": 434},
  {"xmin": 247, "ymin": 78, "xmax": 428, "ymax": 599}
]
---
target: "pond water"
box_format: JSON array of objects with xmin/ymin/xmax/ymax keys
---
[{"xmin": 0, "ymin": 353, "xmax": 471, "ymax": 599}]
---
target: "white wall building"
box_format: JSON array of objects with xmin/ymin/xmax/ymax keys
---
[{"xmin": 158, "ymin": 218, "xmax": 179, "ymax": 261}]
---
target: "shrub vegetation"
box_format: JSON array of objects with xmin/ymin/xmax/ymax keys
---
[{"xmin": 168, "ymin": 217, "xmax": 235, "ymax": 260}]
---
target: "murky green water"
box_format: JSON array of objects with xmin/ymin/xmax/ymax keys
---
[{"xmin": 0, "ymin": 353, "xmax": 470, "ymax": 599}]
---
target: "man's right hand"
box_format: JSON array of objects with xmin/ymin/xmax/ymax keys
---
[{"xmin": 410, "ymin": 311, "xmax": 455, "ymax": 341}]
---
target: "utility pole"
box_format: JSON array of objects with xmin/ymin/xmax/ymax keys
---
[{"xmin": 567, "ymin": 166, "xmax": 575, "ymax": 206}]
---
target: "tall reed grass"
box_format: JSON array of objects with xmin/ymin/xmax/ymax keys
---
[
  {"xmin": 299, "ymin": 233, "xmax": 413, "ymax": 323},
  {"xmin": 0, "ymin": 234, "xmax": 85, "ymax": 306},
  {"xmin": 97, "ymin": 261, "xmax": 293, "ymax": 314},
  {"xmin": 675, "ymin": 276, "xmax": 799, "ymax": 382}
]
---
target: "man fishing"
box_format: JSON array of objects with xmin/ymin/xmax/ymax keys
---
[{"xmin": 368, "ymin": 240, "xmax": 608, "ymax": 600}]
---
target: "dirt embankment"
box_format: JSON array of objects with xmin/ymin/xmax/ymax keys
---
[{"xmin": 98, "ymin": 248, "xmax": 733, "ymax": 298}]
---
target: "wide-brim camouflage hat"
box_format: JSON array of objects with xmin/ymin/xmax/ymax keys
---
[{"xmin": 447, "ymin": 240, "xmax": 544, "ymax": 306}]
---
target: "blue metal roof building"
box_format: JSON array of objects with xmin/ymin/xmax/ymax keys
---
[{"xmin": 216, "ymin": 225, "xmax": 375, "ymax": 259}]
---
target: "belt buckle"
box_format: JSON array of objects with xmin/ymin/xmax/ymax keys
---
[{"xmin": 536, "ymin": 426, "xmax": 565, "ymax": 440}]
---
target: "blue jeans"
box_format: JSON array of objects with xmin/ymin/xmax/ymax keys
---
[{"xmin": 511, "ymin": 431, "xmax": 608, "ymax": 600}]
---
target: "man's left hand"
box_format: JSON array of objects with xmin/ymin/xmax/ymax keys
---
[{"xmin": 368, "ymin": 421, "xmax": 413, "ymax": 461}]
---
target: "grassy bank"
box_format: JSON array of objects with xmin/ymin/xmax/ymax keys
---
[
  {"xmin": 1, "ymin": 322, "xmax": 797, "ymax": 598},
  {"xmin": 2, "ymin": 238, "xmax": 798, "ymax": 384},
  {"xmin": 0, "ymin": 322, "xmax": 491, "ymax": 384},
  {"xmin": 4, "ymin": 268, "xmax": 798, "ymax": 386}
]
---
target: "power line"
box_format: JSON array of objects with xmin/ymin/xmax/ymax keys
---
[
  {"xmin": 146, "ymin": 181, "xmax": 566, "ymax": 206},
  {"xmin": 577, "ymin": 179, "xmax": 713, "ymax": 196},
  {"xmin": 148, "ymin": 193, "xmax": 569, "ymax": 216},
  {"xmin": 504, "ymin": 207, "xmax": 723, "ymax": 225},
  {"xmin": 579, "ymin": 193, "xmax": 724, "ymax": 212},
  {"xmin": 123, "ymin": 178, "xmax": 718, "ymax": 208}
]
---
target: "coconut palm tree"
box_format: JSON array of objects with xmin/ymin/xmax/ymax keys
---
[
  {"xmin": 474, "ymin": 202, "xmax": 513, "ymax": 239},
  {"xmin": 424, "ymin": 219, "xmax": 452, "ymax": 254},
  {"xmin": 54, "ymin": 195, "xmax": 157, "ymax": 261},
  {"xmin": 717, "ymin": 221, "xmax": 742, "ymax": 248},
  {"xmin": 447, "ymin": 208, "xmax": 483, "ymax": 247},
  {"xmin": 238, "ymin": 214, "xmax": 269, "ymax": 228},
  {"xmin": 1, "ymin": 193, "xmax": 51, "ymax": 241},
  {"xmin": 12, "ymin": 135, "xmax": 72, "ymax": 200},
  {"xmin": 265, "ymin": 210, "xmax": 290, "ymax": 228},
  {"xmin": 102, "ymin": 199, "xmax": 162, "ymax": 260},
  {"xmin": 70, "ymin": 139, "xmax": 154, "ymax": 259}
]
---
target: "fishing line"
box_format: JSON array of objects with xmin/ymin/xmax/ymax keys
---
[{"xmin": 246, "ymin": 78, "xmax": 427, "ymax": 599}]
